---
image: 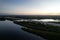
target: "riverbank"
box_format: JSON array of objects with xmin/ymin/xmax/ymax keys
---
[
  {"xmin": 50, "ymin": 22, "xmax": 60, "ymax": 24},
  {"xmin": 14, "ymin": 21, "xmax": 60, "ymax": 40}
]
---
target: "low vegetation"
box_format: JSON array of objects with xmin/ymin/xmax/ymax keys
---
[
  {"xmin": 14, "ymin": 21, "xmax": 60, "ymax": 40},
  {"xmin": 50, "ymin": 22, "xmax": 60, "ymax": 24}
]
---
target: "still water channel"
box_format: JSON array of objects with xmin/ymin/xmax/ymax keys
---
[{"xmin": 0, "ymin": 20, "xmax": 45, "ymax": 40}]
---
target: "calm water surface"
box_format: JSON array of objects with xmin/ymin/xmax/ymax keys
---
[
  {"xmin": 0, "ymin": 20, "xmax": 45, "ymax": 40},
  {"xmin": 16, "ymin": 19, "xmax": 60, "ymax": 22}
]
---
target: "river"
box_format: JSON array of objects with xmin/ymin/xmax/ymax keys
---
[
  {"xmin": 0, "ymin": 20, "xmax": 46, "ymax": 40},
  {"xmin": 15, "ymin": 19, "xmax": 60, "ymax": 27}
]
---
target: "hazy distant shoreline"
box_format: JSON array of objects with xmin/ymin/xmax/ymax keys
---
[{"xmin": 0, "ymin": 15, "xmax": 60, "ymax": 19}]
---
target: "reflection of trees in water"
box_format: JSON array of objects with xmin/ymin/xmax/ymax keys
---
[
  {"xmin": 13, "ymin": 21, "xmax": 20, "ymax": 25},
  {"xmin": 0, "ymin": 17, "xmax": 6, "ymax": 21},
  {"xmin": 0, "ymin": 17, "xmax": 16, "ymax": 21}
]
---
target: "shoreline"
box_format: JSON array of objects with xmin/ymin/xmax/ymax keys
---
[{"xmin": 14, "ymin": 21, "xmax": 60, "ymax": 40}]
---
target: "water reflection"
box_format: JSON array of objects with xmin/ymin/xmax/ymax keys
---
[
  {"xmin": 0, "ymin": 18, "xmax": 46, "ymax": 40},
  {"xmin": 31, "ymin": 19, "xmax": 60, "ymax": 22},
  {"xmin": 14, "ymin": 19, "xmax": 60, "ymax": 22}
]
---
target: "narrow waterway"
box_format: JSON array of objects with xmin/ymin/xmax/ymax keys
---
[
  {"xmin": 0, "ymin": 20, "xmax": 45, "ymax": 40},
  {"xmin": 15, "ymin": 19, "xmax": 60, "ymax": 27}
]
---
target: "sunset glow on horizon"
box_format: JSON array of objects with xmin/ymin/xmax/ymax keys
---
[{"xmin": 1, "ymin": 0, "xmax": 60, "ymax": 15}]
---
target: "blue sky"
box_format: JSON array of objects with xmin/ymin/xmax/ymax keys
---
[{"xmin": 0, "ymin": 0, "xmax": 60, "ymax": 15}]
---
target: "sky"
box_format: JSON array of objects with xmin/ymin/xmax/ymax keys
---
[{"xmin": 0, "ymin": 0, "xmax": 60, "ymax": 15}]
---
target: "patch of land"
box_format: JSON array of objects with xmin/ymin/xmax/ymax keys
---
[
  {"xmin": 50, "ymin": 22, "xmax": 60, "ymax": 24},
  {"xmin": 14, "ymin": 21, "xmax": 60, "ymax": 40}
]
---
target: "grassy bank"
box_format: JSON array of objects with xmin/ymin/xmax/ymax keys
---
[
  {"xmin": 50, "ymin": 22, "xmax": 60, "ymax": 24},
  {"xmin": 14, "ymin": 21, "xmax": 60, "ymax": 40}
]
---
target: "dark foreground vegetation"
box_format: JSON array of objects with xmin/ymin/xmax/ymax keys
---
[
  {"xmin": 50, "ymin": 22, "xmax": 60, "ymax": 24},
  {"xmin": 14, "ymin": 21, "xmax": 60, "ymax": 40}
]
